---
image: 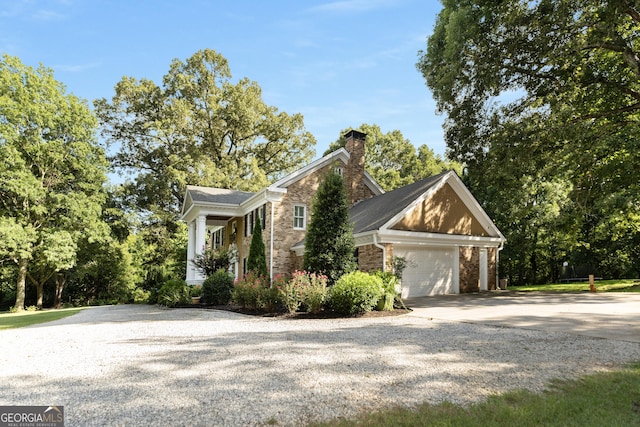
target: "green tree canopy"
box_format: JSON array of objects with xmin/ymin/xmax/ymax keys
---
[
  {"xmin": 303, "ymin": 170, "xmax": 356, "ymax": 284},
  {"xmin": 0, "ymin": 54, "xmax": 109, "ymax": 310},
  {"xmin": 324, "ymin": 123, "xmax": 461, "ymax": 191},
  {"xmin": 95, "ymin": 49, "xmax": 316, "ymax": 216},
  {"xmin": 419, "ymin": 0, "xmax": 640, "ymax": 281}
]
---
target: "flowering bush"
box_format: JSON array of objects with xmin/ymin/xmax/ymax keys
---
[
  {"xmin": 275, "ymin": 271, "xmax": 328, "ymax": 314},
  {"xmin": 256, "ymin": 286, "xmax": 279, "ymax": 313},
  {"xmin": 297, "ymin": 271, "xmax": 327, "ymax": 314},
  {"xmin": 231, "ymin": 271, "xmax": 269, "ymax": 309}
]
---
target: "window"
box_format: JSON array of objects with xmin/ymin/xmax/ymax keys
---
[
  {"xmin": 212, "ymin": 228, "xmax": 224, "ymax": 249},
  {"xmin": 335, "ymin": 166, "xmax": 343, "ymax": 176},
  {"xmin": 293, "ymin": 205, "xmax": 306, "ymax": 230},
  {"xmin": 245, "ymin": 211, "xmax": 254, "ymax": 237},
  {"xmin": 257, "ymin": 205, "xmax": 266, "ymax": 229}
]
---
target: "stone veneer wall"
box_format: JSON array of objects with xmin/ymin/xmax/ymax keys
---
[
  {"xmin": 357, "ymin": 243, "xmax": 394, "ymax": 273},
  {"xmin": 458, "ymin": 246, "xmax": 499, "ymax": 292},
  {"xmin": 459, "ymin": 246, "xmax": 479, "ymax": 293},
  {"xmin": 270, "ymin": 165, "xmax": 332, "ymax": 276}
]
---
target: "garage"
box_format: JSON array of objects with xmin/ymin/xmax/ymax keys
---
[{"xmin": 394, "ymin": 246, "xmax": 457, "ymax": 298}]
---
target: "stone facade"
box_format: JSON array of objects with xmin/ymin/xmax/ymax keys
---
[
  {"xmin": 458, "ymin": 246, "xmax": 498, "ymax": 292},
  {"xmin": 357, "ymin": 243, "xmax": 393, "ymax": 273},
  {"xmin": 344, "ymin": 130, "xmax": 370, "ymax": 205},
  {"xmin": 459, "ymin": 246, "xmax": 479, "ymax": 293}
]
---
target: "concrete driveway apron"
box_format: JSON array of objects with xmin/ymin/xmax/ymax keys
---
[{"xmin": 405, "ymin": 292, "xmax": 640, "ymax": 343}]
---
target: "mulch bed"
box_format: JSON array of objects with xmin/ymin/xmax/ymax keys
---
[{"xmin": 180, "ymin": 303, "xmax": 412, "ymax": 319}]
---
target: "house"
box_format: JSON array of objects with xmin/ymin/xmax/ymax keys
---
[{"xmin": 180, "ymin": 130, "xmax": 505, "ymax": 297}]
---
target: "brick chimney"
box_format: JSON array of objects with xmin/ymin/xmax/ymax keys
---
[{"xmin": 344, "ymin": 129, "xmax": 367, "ymax": 205}]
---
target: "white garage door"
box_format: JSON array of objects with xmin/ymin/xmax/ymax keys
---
[{"xmin": 394, "ymin": 246, "xmax": 456, "ymax": 298}]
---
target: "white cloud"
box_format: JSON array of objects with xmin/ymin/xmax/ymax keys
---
[
  {"xmin": 53, "ymin": 62, "xmax": 101, "ymax": 73},
  {"xmin": 310, "ymin": 0, "xmax": 398, "ymax": 13}
]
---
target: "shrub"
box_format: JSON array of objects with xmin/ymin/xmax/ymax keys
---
[
  {"xmin": 231, "ymin": 272, "xmax": 269, "ymax": 309},
  {"xmin": 371, "ymin": 270, "xmax": 400, "ymax": 311},
  {"xmin": 303, "ymin": 170, "xmax": 357, "ymax": 284},
  {"xmin": 190, "ymin": 285, "xmax": 202, "ymax": 297},
  {"xmin": 298, "ymin": 271, "xmax": 328, "ymax": 314},
  {"xmin": 247, "ymin": 218, "xmax": 268, "ymax": 278},
  {"xmin": 157, "ymin": 279, "xmax": 190, "ymax": 307},
  {"xmin": 202, "ymin": 269, "xmax": 234, "ymax": 305},
  {"xmin": 192, "ymin": 247, "xmax": 233, "ymax": 278},
  {"xmin": 257, "ymin": 286, "xmax": 280, "ymax": 313},
  {"xmin": 274, "ymin": 271, "xmax": 328, "ymax": 314},
  {"xmin": 277, "ymin": 277, "xmax": 304, "ymax": 314},
  {"xmin": 329, "ymin": 271, "xmax": 384, "ymax": 315},
  {"xmin": 130, "ymin": 287, "xmax": 151, "ymax": 304}
]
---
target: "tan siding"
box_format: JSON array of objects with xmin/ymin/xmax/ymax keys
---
[{"xmin": 392, "ymin": 183, "xmax": 488, "ymax": 236}]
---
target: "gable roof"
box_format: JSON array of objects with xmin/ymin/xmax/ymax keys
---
[
  {"xmin": 186, "ymin": 185, "xmax": 255, "ymax": 205},
  {"xmin": 181, "ymin": 146, "xmax": 386, "ymax": 222},
  {"xmin": 269, "ymin": 147, "xmax": 384, "ymax": 196},
  {"xmin": 350, "ymin": 172, "xmax": 448, "ymax": 234},
  {"xmin": 350, "ymin": 170, "xmax": 505, "ymax": 241}
]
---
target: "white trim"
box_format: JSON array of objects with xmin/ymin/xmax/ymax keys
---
[
  {"xmin": 445, "ymin": 172, "xmax": 506, "ymax": 241},
  {"xmin": 452, "ymin": 246, "xmax": 460, "ymax": 293},
  {"xmin": 271, "ymin": 149, "xmax": 349, "ymax": 189},
  {"xmin": 372, "ymin": 234, "xmax": 386, "ymax": 272},
  {"xmin": 293, "ymin": 204, "xmax": 306, "ymax": 230},
  {"xmin": 479, "ymin": 248, "xmax": 488, "ymax": 291},
  {"xmin": 269, "ymin": 201, "xmax": 275, "ymax": 282},
  {"xmin": 377, "ymin": 229, "xmax": 504, "ymax": 248},
  {"xmin": 380, "ymin": 172, "xmax": 451, "ymax": 233},
  {"xmin": 378, "ymin": 171, "xmax": 505, "ymax": 242}
]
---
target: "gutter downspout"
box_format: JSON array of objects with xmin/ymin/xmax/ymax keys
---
[
  {"xmin": 497, "ymin": 240, "xmax": 505, "ymax": 289},
  {"xmin": 373, "ymin": 233, "xmax": 386, "ymax": 272},
  {"xmin": 269, "ymin": 199, "xmax": 275, "ymax": 283}
]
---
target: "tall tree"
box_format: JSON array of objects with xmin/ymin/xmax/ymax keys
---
[
  {"xmin": 247, "ymin": 218, "xmax": 268, "ymax": 278},
  {"xmin": 303, "ymin": 171, "xmax": 356, "ymax": 284},
  {"xmin": 324, "ymin": 123, "xmax": 461, "ymax": 191},
  {"xmin": 0, "ymin": 54, "xmax": 109, "ymax": 310},
  {"xmin": 95, "ymin": 49, "xmax": 316, "ymax": 215},
  {"xmin": 419, "ymin": 0, "xmax": 640, "ymax": 281},
  {"xmin": 96, "ymin": 49, "xmax": 315, "ymax": 286}
]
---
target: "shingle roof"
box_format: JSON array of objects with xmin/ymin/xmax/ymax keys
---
[
  {"xmin": 186, "ymin": 185, "xmax": 255, "ymax": 205},
  {"xmin": 349, "ymin": 172, "xmax": 448, "ymax": 233}
]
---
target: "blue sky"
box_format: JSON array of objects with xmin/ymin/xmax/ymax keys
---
[{"xmin": 1, "ymin": 0, "xmax": 445, "ymax": 164}]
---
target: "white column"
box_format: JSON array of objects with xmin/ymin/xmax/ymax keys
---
[
  {"xmin": 194, "ymin": 215, "xmax": 207, "ymax": 281},
  {"xmin": 187, "ymin": 221, "xmax": 196, "ymax": 282},
  {"xmin": 479, "ymin": 248, "xmax": 488, "ymax": 291},
  {"xmin": 452, "ymin": 246, "xmax": 460, "ymax": 294}
]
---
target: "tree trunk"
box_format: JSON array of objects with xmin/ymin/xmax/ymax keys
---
[
  {"xmin": 14, "ymin": 258, "xmax": 28, "ymax": 312},
  {"xmin": 32, "ymin": 281, "xmax": 44, "ymax": 309},
  {"xmin": 54, "ymin": 274, "xmax": 65, "ymax": 309}
]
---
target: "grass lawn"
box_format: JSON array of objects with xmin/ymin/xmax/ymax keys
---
[
  {"xmin": 510, "ymin": 279, "xmax": 640, "ymax": 293},
  {"xmin": 0, "ymin": 307, "xmax": 85, "ymax": 330},
  {"xmin": 312, "ymin": 362, "xmax": 640, "ymax": 427}
]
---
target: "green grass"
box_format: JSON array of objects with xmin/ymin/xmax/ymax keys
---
[
  {"xmin": 311, "ymin": 363, "xmax": 640, "ymax": 427},
  {"xmin": 0, "ymin": 307, "xmax": 85, "ymax": 330},
  {"xmin": 510, "ymin": 279, "xmax": 640, "ymax": 293}
]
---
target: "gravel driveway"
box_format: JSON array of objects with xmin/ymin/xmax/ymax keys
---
[{"xmin": 1, "ymin": 303, "xmax": 640, "ymax": 426}]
